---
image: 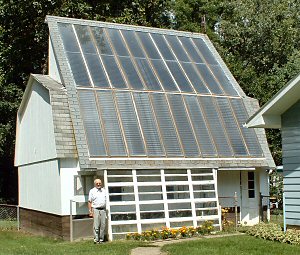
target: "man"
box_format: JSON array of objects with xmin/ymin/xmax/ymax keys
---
[{"xmin": 88, "ymin": 178, "xmax": 107, "ymax": 244}]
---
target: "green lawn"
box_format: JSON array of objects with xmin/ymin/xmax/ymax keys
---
[
  {"xmin": 162, "ymin": 235, "xmax": 300, "ymax": 255},
  {"xmin": 2, "ymin": 229, "xmax": 300, "ymax": 255},
  {"xmin": 0, "ymin": 230, "xmax": 149, "ymax": 255}
]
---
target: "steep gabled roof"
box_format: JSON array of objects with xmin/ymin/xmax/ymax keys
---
[{"xmin": 46, "ymin": 15, "xmax": 274, "ymax": 169}]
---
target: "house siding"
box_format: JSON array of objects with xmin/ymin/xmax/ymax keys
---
[
  {"xmin": 282, "ymin": 100, "xmax": 300, "ymax": 226},
  {"xmin": 16, "ymin": 81, "xmax": 57, "ymax": 165},
  {"xmin": 19, "ymin": 159, "xmax": 62, "ymax": 215}
]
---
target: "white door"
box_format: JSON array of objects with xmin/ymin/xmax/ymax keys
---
[{"xmin": 240, "ymin": 171, "xmax": 259, "ymax": 225}]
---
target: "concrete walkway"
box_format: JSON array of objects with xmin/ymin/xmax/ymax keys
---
[{"xmin": 130, "ymin": 233, "xmax": 244, "ymax": 255}]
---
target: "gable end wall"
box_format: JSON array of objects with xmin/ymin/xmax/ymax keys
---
[{"xmin": 282, "ymin": 100, "xmax": 300, "ymax": 226}]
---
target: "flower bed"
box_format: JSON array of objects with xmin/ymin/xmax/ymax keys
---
[
  {"xmin": 126, "ymin": 221, "xmax": 214, "ymax": 241},
  {"xmin": 245, "ymin": 223, "xmax": 300, "ymax": 245}
]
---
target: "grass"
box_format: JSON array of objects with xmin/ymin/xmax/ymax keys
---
[
  {"xmin": 0, "ymin": 230, "xmax": 150, "ymax": 255},
  {"xmin": 162, "ymin": 235, "xmax": 300, "ymax": 255},
  {"xmin": 0, "ymin": 220, "xmax": 17, "ymax": 229}
]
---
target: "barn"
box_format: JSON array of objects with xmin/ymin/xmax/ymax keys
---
[
  {"xmin": 14, "ymin": 16, "xmax": 275, "ymax": 240},
  {"xmin": 246, "ymin": 73, "xmax": 300, "ymax": 230}
]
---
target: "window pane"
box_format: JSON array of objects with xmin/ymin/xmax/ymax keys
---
[
  {"xmin": 121, "ymin": 30, "xmax": 145, "ymax": 58},
  {"xmin": 230, "ymin": 98, "xmax": 263, "ymax": 157},
  {"xmin": 166, "ymin": 61, "xmax": 194, "ymax": 92},
  {"xmin": 184, "ymin": 95, "xmax": 217, "ymax": 156},
  {"xmin": 178, "ymin": 37, "xmax": 204, "ymax": 63},
  {"xmin": 135, "ymin": 58, "xmax": 162, "ymax": 91},
  {"xmin": 192, "ymin": 38, "xmax": 218, "ymax": 65},
  {"xmin": 168, "ymin": 94, "xmax": 200, "ymax": 157},
  {"xmin": 210, "ymin": 65, "xmax": 238, "ymax": 96},
  {"xmin": 58, "ymin": 23, "xmax": 80, "ymax": 52},
  {"xmin": 115, "ymin": 92, "xmax": 145, "ymax": 156},
  {"xmin": 96, "ymin": 91, "xmax": 127, "ymax": 156},
  {"xmin": 199, "ymin": 96, "xmax": 233, "ymax": 157},
  {"xmin": 195, "ymin": 64, "xmax": 223, "ymax": 95},
  {"xmin": 118, "ymin": 57, "xmax": 144, "ymax": 90},
  {"xmin": 107, "ymin": 28, "xmax": 130, "ymax": 56},
  {"xmin": 248, "ymin": 190, "xmax": 255, "ymax": 198},
  {"xmin": 91, "ymin": 27, "xmax": 113, "ymax": 55},
  {"xmin": 151, "ymin": 93, "xmax": 183, "ymax": 156},
  {"xmin": 78, "ymin": 90, "xmax": 107, "ymax": 156},
  {"xmin": 165, "ymin": 35, "xmax": 190, "ymax": 62},
  {"xmin": 133, "ymin": 93, "xmax": 165, "ymax": 156},
  {"xmin": 84, "ymin": 54, "xmax": 110, "ymax": 88},
  {"xmin": 150, "ymin": 59, "xmax": 178, "ymax": 91},
  {"xmin": 216, "ymin": 97, "xmax": 248, "ymax": 156},
  {"xmin": 136, "ymin": 32, "xmax": 161, "ymax": 59},
  {"xmin": 101, "ymin": 55, "xmax": 127, "ymax": 88},
  {"xmin": 181, "ymin": 62, "xmax": 210, "ymax": 94},
  {"xmin": 150, "ymin": 33, "xmax": 175, "ymax": 60},
  {"xmin": 67, "ymin": 52, "xmax": 91, "ymax": 86},
  {"xmin": 74, "ymin": 25, "xmax": 97, "ymax": 54}
]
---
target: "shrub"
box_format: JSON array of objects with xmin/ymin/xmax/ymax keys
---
[{"xmin": 245, "ymin": 223, "xmax": 300, "ymax": 245}]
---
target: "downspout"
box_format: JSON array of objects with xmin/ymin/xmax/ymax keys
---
[{"xmin": 239, "ymin": 170, "xmax": 243, "ymax": 224}]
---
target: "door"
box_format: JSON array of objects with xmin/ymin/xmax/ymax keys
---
[{"xmin": 240, "ymin": 171, "xmax": 259, "ymax": 225}]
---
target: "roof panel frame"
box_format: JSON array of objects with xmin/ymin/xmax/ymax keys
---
[
  {"xmin": 168, "ymin": 94, "xmax": 202, "ymax": 157},
  {"xmin": 148, "ymin": 33, "xmax": 182, "ymax": 92},
  {"xmin": 198, "ymin": 96, "xmax": 234, "ymax": 157},
  {"xmin": 215, "ymin": 97, "xmax": 249, "ymax": 157},
  {"xmin": 118, "ymin": 31, "xmax": 148, "ymax": 90},
  {"xmin": 183, "ymin": 95, "xmax": 218, "ymax": 157},
  {"xmin": 149, "ymin": 93, "xmax": 184, "ymax": 157},
  {"xmin": 72, "ymin": 24, "xmax": 95, "ymax": 88},
  {"xmin": 103, "ymin": 28, "xmax": 131, "ymax": 89},
  {"xmin": 96, "ymin": 90, "xmax": 128, "ymax": 157},
  {"xmin": 133, "ymin": 92, "xmax": 166, "ymax": 157}
]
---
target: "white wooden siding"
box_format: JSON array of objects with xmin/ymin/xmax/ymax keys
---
[
  {"xmin": 217, "ymin": 170, "xmax": 241, "ymax": 207},
  {"xmin": 60, "ymin": 158, "xmax": 81, "ymax": 215},
  {"xmin": 17, "ymin": 81, "xmax": 57, "ymax": 165},
  {"xmin": 19, "ymin": 159, "xmax": 62, "ymax": 214}
]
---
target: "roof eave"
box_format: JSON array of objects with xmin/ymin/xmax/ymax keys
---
[{"xmin": 246, "ymin": 72, "xmax": 300, "ymax": 129}]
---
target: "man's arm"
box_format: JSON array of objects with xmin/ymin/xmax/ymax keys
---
[{"xmin": 88, "ymin": 200, "xmax": 93, "ymax": 217}]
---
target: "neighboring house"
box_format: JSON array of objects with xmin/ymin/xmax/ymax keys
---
[
  {"xmin": 246, "ymin": 73, "xmax": 300, "ymax": 230},
  {"xmin": 15, "ymin": 16, "xmax": 275, "ymax": 240}
]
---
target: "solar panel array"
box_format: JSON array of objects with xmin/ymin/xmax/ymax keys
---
[{"xmin": 57, "ymin": 22, "xmax": 263, "ymax": 158}]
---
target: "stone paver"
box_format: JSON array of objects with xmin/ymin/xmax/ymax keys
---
[{"xmin": 130, "ymin": 233, "xmax": 244, "ymax": 255}]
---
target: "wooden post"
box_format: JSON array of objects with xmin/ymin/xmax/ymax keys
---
[
  {"xmin": 70, "ymin": 200, "xmax": 73, "ymax": 242},
  {"xmin": 234, "ymin": 192, "xmax": 238, "ymax": 231}
]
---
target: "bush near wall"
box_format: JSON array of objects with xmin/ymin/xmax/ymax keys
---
[
  {"xmin": 126, "ymin": 221, "xmax": 214, "ymax": 241},
  {"xmin": 245, "ymin": 223, "xmax": 300, "ymax": 245}
]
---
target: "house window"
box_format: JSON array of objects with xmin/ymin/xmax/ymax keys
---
[
  {"xmin": 74, "ymin": 175, "xmax": 94, "ymax": 195},
  {"xmin": 248, "ymin": 172, "xmax": 255, "ymax": 198}
]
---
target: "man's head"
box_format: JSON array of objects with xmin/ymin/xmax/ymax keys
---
[{"xmin": 94, "ymin": 179, "xmax": 102, "ymax": 189}]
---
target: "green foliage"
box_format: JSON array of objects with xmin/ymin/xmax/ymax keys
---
[{"xmin": 246, "ymin": 223, "xmax": 300, "ymax": 245}]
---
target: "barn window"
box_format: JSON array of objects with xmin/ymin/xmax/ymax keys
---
[{"xmin": 248, "ymin": 172, "xmax": 255, "ymax": 198}]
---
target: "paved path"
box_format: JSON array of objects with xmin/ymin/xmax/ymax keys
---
[{"xmin": 130, "ymin": 233, "xmax": 244, "ymax": 255}]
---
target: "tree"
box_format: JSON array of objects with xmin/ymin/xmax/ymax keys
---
[
  {"xmin": 173, "ymin": 0, "xmax": 300, "ymax": 165},
  {"xmin": 0, "ymin": 0, "xmax": 172, "ymax": 203}
]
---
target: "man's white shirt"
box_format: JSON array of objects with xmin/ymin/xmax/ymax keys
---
[{"xmin": 88, "ymin": 187, "xmax": 107, "ymax": 208}]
